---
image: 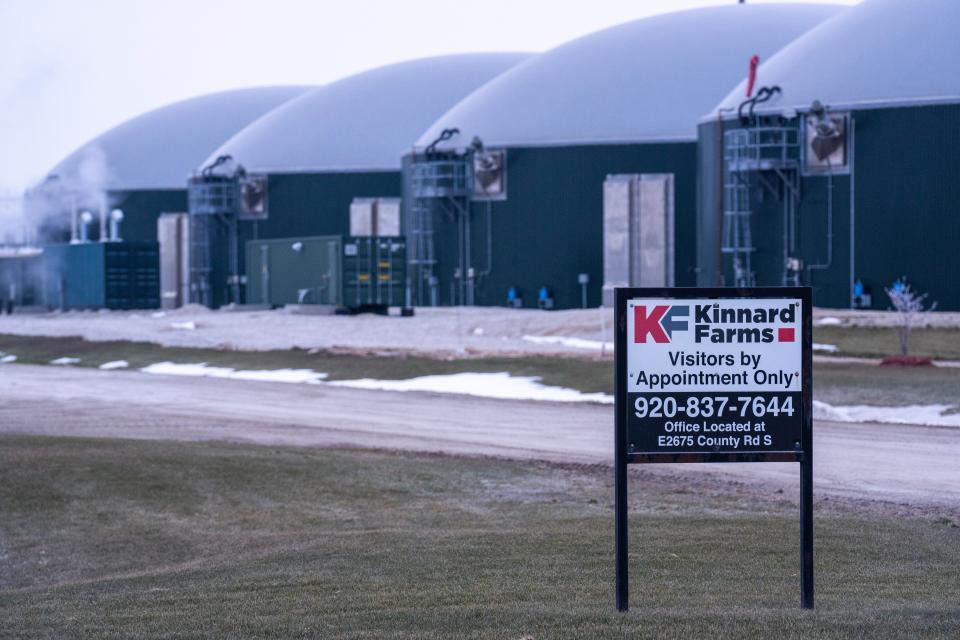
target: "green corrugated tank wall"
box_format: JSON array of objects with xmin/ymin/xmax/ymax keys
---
[
  {"xmin": 29, "ymin": 189, "xmax": 186, "ymax": 245},
  {"xmin": 111, "ymin": 190, "xmax": 187, "ymax": 243},
  {"xmin": 697, "ymin": 103, "xmax": 960, "ymax": 310},
  {"xmin": 408, "ymin": 143, "xmax": 698, "ymax": 309},
  {"xmin": 42, "ymin": 242, "xmax": 160, "ymax": 309}
]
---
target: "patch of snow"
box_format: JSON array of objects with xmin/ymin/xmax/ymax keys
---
[
  {"xmin": 141, "ymin": 362, "xmax": 328, "ymax": 384},
  {"xmin": 50, "ymin": 357, "xmax": 81, "ymax": 365},
  {"xmin": 170, "ymin": 321, "xmax": 196, "ymax": 331},
  {"xmin": 329, "ymin": 372, "xmax": 613, "ymax": 404},
  {"xmin": 522, "ymin": 335, "xmax": 612, "ymax": 352},
  {"xmin": 99, "ymin": 360, "xmax": 129, "ymax": 370},
  {"xmin": 0, "ymin": 354, "xmax": 16, "ymax": 364},
  {"xmin": 813, "ymin": 343, "xmax": 839, "ymax": 353},
  {"xmin": 151, "ymin": 312, "xmax": 167, "ymax": 318},
  {"xmin": 816, "ymin": 316, "xmax": 842, "ymax": 326},
  {"xmin": 813, "ymin": 400, "xmax": 960, "ymax": 427},
  {"xmin": 472, "ymin": 327, "xmax": 484, "ymax": 335}
]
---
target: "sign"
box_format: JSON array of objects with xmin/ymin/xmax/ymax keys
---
[
  {"xmin": 627, "ymin": 297, "xmax": 802, "ymax": 457},
  {"xmin": 614, "ymin": 287, "xmax": 813, "ymax": 612}
]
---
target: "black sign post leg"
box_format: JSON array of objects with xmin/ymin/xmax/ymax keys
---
[
  {"xmin": 800, "ymin": 289, "xmax": 814, "ymax": 609},
  {"xmin": 614, "ymin": 290, "xmax": 629, "ymax": 612},
  {"xmin": 615, "ymin": 435, "xmax": 628, "ymax": 612},
  {"xmin": 800, "ymin": 456, "xmax": 814, "ymax": 609}
]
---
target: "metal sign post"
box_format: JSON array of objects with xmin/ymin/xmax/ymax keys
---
[{"xmin": 614, "ymin": 287, "xmax": 813, "ymax": 612}]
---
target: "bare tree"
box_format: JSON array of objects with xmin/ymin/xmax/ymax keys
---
[{"xmin": 885, "ymin": 278, "xmax": 937, "ymax": 356}]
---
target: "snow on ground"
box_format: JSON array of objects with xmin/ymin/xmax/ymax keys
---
[
  {"xmin": 812, "ymin": 343, "xmax": 838, "ymax": 353},
  {"xmin": 139, "ymin": 363, "xmax": 612, "ymax": 404},
  {"xmin": 814, "ymin": 400, "xmax": 960, "ymax": 427},
  {"xmin": 141, "ymin": 362, "xmax": 329, "ymax": 384},
  {"xmin": 98, "ymin": 360, "xmax": 129, "ymax": 370},
  {"xmin": 133, "ymin": 361, "xmax": 956, "ymax": 420},
  {"xmin": 0, "ymin": 305, "xmax": 957, "ymax": 358},
  {"xmin": 522, "ymin": 335, "xmax": 612, "ymax": 352},
  {"xmin": 328, "ymin": 372, "xmax": 614, "ymax": 404},
  {"xmin": 50, "ymin": 357, "xmax": 80, "ymax": 365},
  {"xmin": 0, "ymin": 354, "xmax": 16, "ymax": 363}
]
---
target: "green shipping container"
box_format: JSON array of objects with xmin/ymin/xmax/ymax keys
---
[
  {"xmin": 341, "ymin": 236, "xmax": 407, "ymax": 309},
  {"xmin": 245, "ymin": 236, "xmax": 342, "ymax": 306},
  {"xmin": 42, "ymin": 242, "xmax": 160, "ymax": 310}
]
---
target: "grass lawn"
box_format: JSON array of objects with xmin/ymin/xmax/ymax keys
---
[
  {"xmin": 813, "ymin": 326, "xmax": 960, "ymax": 360},
  {"xmin": 2, "ymin": 334, "xmax": 959, "ymax": 408},
  {"xmin": 0, "ymin": 436, "xmax": 957, "ymax": 639},
  {"xmin": 0, "ymin": 333, "xmax": 611, "ymax": 393}
]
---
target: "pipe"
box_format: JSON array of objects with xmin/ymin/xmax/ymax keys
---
[
  {"xmin": 745, "ymin": 55, "xmax": 759, "ymax": 98},
  {"xmin": 478, "ymin": 201, "xmax": 493, "ymax": 280},
  {"xmin": 465, "ymin": 202, "xmax": 473, "ymax": 306},
  {"xmin": 70, "ymin": 195, "xmax": 79, "ymax": 244},
  {"xmin": 109, "ymin": 209, "xmax": 124, "ymax": 242},
  {"xmin": 79, "ymin": 211, "xmax": 93, "ymax": 243},
  {"xmin": 848, "ymin": 117, "xmax": 856, "ymax": 308},
  {"xmin": 807, "ymin": 152, "xmax": 834, "ymax": 278},
  {"xmin": 98, "ymin": 194, "xmax": 108, "ymax": 242}
]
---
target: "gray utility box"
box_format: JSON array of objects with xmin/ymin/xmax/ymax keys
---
[
  {"xmin": 246, "ymin": 236, "xmax": 342, "ymax": 307},
  {"xmin": 157, "ymin": 213, "xmax": 190, "ymax": 309},
  {"xmin": 602, "ymin": 174, "xmax": 675, "ymax": 307}
]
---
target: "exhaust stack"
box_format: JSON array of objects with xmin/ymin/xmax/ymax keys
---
[
  {"xmin": 109, "ymin": 209, "xmax": 124, "ymax": 242},
  {"xmin": 78, "ymin": 211, "xmax": 94, "ymax": 243}
]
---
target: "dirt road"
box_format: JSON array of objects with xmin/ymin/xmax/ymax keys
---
[{"xmin": 2, "ymin": 364, "xmax": 957, "ymax": 512}]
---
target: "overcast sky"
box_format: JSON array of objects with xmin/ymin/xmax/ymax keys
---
[{"xmin": 0, "ymin": 0, "xmax": 857, "ymax": 195}]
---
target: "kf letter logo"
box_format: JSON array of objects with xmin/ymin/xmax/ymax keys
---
[{"xmin": 634, "ymin": 305, "xmax": 689, "ymax": 343}]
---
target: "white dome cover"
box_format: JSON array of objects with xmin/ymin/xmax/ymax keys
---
[
  {"xmin": 47, "ymin": 87, "xmax": 310, "ymax": 190},
  {"xmin": 205, "ymin": 54, "xmax": 530, "ymax": 174},
  {"xmin": 417, "ymin": 4, "xmax": 843, "ymax": 150},
  {"xmin": 711, "ymin": 0, "xmax": 960, "ymax": 116}
]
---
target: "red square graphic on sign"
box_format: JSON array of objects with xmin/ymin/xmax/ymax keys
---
[{"xmin": 778, "ymin": 327, "xmax": 795, "ymax": 342}]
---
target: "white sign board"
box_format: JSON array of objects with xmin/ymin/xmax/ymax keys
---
[{"xmin": 625, "ymin": 296, "xmax": 805, "ymax": 455}]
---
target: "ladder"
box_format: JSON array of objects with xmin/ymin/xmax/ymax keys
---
[
  {"xmin": 722, "ymin": 123, "xmax": 800, "ymax": 287},
  {"xmin": 406, "ymin": 156, "xmax": 469, "ymax": 305}
]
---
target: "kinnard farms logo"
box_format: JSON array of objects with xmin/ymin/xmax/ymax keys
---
[{"xmin": 633, "ymin": 302, "xmax": 797, "ymax": 344}]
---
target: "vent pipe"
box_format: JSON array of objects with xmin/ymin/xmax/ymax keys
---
[
  {"xmin": 79, "ymin": 211, "xmax": 94, "ymax": 243},
  {"xmin": 109, "ymin": 209, "xmax": 124, "ymax": 242},
  {"xmin": 98, "ymin": 194, "xmax": 108, "ymax": 242},
  {"xmin": 746, "ymin": 55, "xmax": 759, "ymax": 97},
  {"xmin": 70, "ymin": 195, "xmax": 79, "ymax": 243}
]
